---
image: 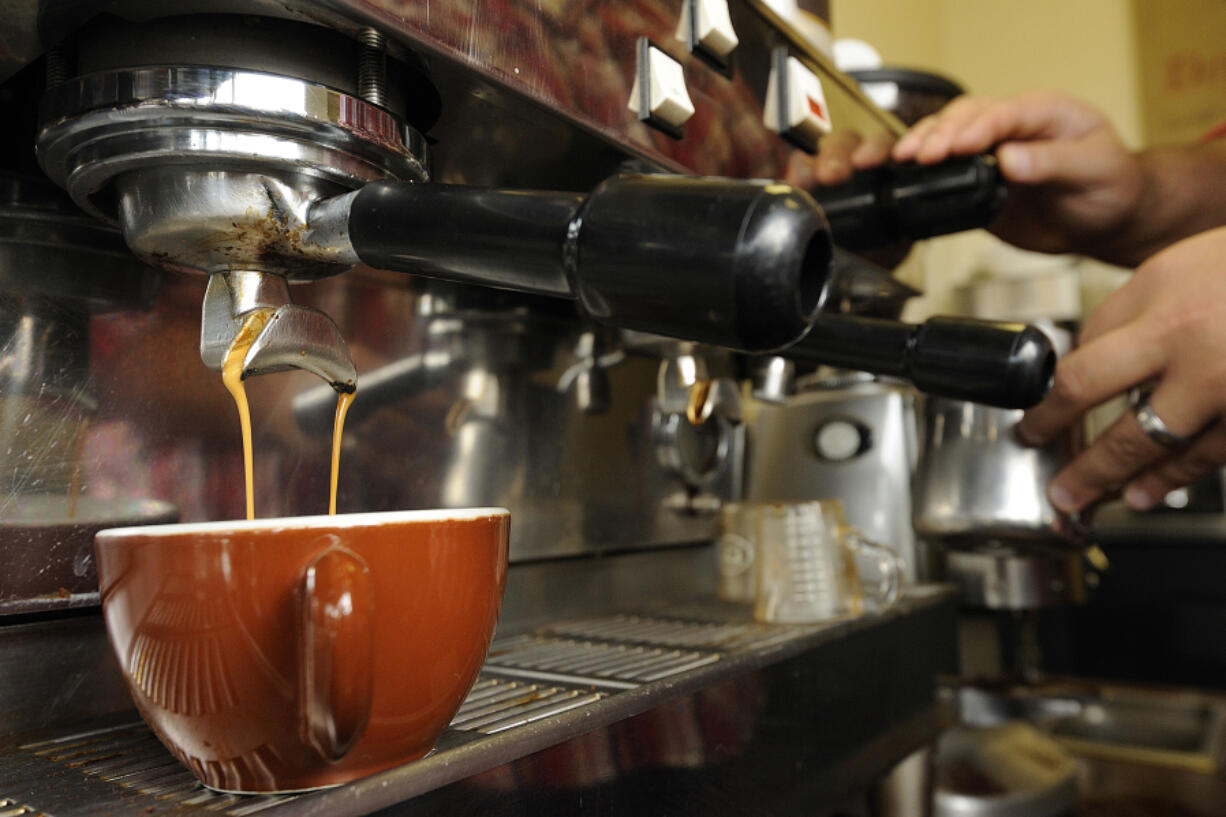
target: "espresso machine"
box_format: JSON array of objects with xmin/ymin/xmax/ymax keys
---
[{"xmin": 0, "ymin": 3, "xmax": 1057, "ymax": 814}]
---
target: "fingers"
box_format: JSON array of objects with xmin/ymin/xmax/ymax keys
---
[
  {"xmin": 1045, "ymin": 379, "xmax": 1211, "ymax": 512},
  {"xmin": 893, "ymin": 91, "xmax": 1108, "ymax": 166},
  {"xmin": 996, "ymin": 129, "xmax": 1129, "ymax": 189},
  {"xmin": 894, "ymin": 96, "xmax": 992, "ymax": 163},
  {"xmin": 1017, "ymin": 324, "xmax": 1166, "ymax": 446},
  {"xmin": 1123, "ymin": 421, "xmax": 1226, "ymax": 510}
]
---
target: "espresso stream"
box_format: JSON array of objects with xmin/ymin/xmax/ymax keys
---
[{"xmin": 223, "ymin": 310, "xmax": 353, "ymax": 519}]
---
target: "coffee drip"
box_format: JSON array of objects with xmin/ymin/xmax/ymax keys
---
[{"xmin": 222, "ymin": 309, "xmax": 355, "ymax": 520}]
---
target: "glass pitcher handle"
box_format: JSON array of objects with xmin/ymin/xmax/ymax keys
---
[{"xmin": 844, "ymin": 528, "xmax": 901, "ymax": 610}]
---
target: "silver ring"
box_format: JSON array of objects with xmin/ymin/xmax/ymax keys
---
[{"xmin": 1133, "ymin": 394, "xmax": 1192, "ymax": 450}]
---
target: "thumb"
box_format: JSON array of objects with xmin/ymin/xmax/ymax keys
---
[{"xmin": 997, "ymin": 137, "xmax": 1120, "ymax": 187}]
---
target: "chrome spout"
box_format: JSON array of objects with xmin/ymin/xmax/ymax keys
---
[{"xmin": 200, "ymin": 271, "xmax": 356, "ymax": 393}]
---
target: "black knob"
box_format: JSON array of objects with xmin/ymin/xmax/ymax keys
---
[
  {"xmin": 787, "ymin": 315, "xmax": 1055, "ymax": 409},
  {"xmin": 812, "ymin": 155, "xmax": 1006, "ymax": 251}
]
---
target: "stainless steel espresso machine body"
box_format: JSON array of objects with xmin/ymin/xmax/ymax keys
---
[{"xmin": 0, "ymin": 3, "xmax": 1053, "ymax": 814}]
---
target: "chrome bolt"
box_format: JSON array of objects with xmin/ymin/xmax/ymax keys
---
[
  {"xmin": 357, "ymin": 28, "xmax": 388, "ymax": 108},
  {"xmin": 45, "ymin": 44, "xmax": 72, "ymax": 89}
]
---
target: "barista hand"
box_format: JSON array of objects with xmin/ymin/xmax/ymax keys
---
[
  {"xmin": 1015, "ymin": 226, "xmax": 1226, "ymax": 512},
  {"xmin": 893, "ymin": 90, "xmax": 1226, "ymax": 266},
  {"xmin": 892, "ymin": 91, "xmax": 1148, "ymax": 262}
]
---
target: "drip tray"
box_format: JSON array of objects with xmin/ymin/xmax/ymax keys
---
[{"xmin": 0, "ymin": 591, "xmax": 949, "ymax": 816}]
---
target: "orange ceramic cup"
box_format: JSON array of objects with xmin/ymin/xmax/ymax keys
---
[{"xmin": 95, "ymin": 508, "xmax": 509, "ymax": 793}]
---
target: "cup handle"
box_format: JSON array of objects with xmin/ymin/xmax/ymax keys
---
[
  {"xmin": 844, "ymin": 529, "xmax": 901, "ymax": 610},
  {"xmin": 299, "ymin": 545, "xmax": 374, "ymax": 761}
]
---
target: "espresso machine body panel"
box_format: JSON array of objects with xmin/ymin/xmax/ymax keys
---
[{"xmin": 2, "ymin": 0, "xmax": 896, "ymax": 590}]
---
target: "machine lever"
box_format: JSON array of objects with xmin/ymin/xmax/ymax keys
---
[
  {"xmin": 785, "ymin": 315, "xmax": 1056, "ymax": 409},
  {"xmin": 811, "ymin": 155, "xmax": 1006, "ymax": 251}
]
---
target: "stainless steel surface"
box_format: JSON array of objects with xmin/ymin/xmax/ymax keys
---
[
  {"xmin": 828, "ymin": 249, "xmax": 920, "ymax": 319},
  {"xmin": 114, "ymin": 169, "xmax": 362, "ymax": 282},
  {"xmin": 0, "ymin": 579, "xmax": 957, "ymax": 815},
  {"xmin": 112, "ymin": 164, "xmax": 361, "ymax": 386},
  {"xmin": 242, "ymin": 303, "xmax": 357, "ymax": 390},
  {"xmin": 200, "ymin": 271, "xmax": 294, "ymax": 371},
  {"xmin": 0, "ymin": 495, "xmax": 177, "ymax": 614},
  {"xmin": 38, "ymin": 65, "xmax": 427, "ymax": 223},
  {"xmin": 750, "ymin": 356, "xmax": 795, "ymax": 403},
  {"xmin": 355, "ymin": 28, "xmax": 388, "ymax": 108},
  {"xmin": 913, "ymin": 396, "xmax": 1085, "ymax": 549},
  {"xmin": 945, "ymin": 547, "xmax": 1087, "ymax": 609},
  {"xmin": 934, "ymin": 722, "xmax": 1078, "ymax": 817},
  {"xmin": 871, "ymin": 745, "xmax": 934, "ymax": 817},
  {"xmin": 0, "ymin": 615, "xmax": 135, "ymax": 740},
  {"xmin": 39, "ymin": 53, "xmax": 427, "ymax": 385},
  {"xmin": 949, "ymin": 679, "xmax": 1226, "ymax": 774},
  {"xmin": 746, "ymin": 376, "xmax": 921, "ymax": 581},
  {"xmin": 0, "ymin": 175, "xmax": 169, "ymax": 613},
  {"xmin": 946, "ymin": 680, "xmax": 1226, "ymax": 817}
]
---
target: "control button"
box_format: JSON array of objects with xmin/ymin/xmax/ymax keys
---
[
  {"xmin": 629, "ymin": 38, "xmax": 695, "ymax": 136},
  {"xmin": 764, "ymin": 49, "xmax": 832, "ymax": 152},
  {"xmin": 813, "ymin": 418, "xmax": 868, "ymax": 461},
  {"xmin": 678, "ymin": 0, "xmax": 739, "ymax": 60}
]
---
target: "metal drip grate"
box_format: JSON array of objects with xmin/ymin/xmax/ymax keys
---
[
  {"xmin": 485, "ymin": 633, "xmax": 720, "ymax": 687},
  {"xmin": 542, "ymin": 613, "xmax": 804, "ymax": 652},
  {"xmin": 0, "ymin": 675, "xmax": 609, "ymax": 815},
  {"xmin": 2, "ymin": 724, "xmax": 296, "ymax": 815},
  {"xmin": 450, "ymin": 678, "xmax": 605, "ymax": 734},
  {"xmin": 0, "ymin": 614, "xmax": 811, "ymax": 814}
]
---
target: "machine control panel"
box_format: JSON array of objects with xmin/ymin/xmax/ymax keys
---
[
  {"xmin": 679, "ymin": 0, "xmax": 741, "ymax": 67},
  {"xmin": 629, "ymin": 38, "xmax": 697, "ymax": 136},
  {"xmin": 764, "ymin": 47, "xmax": 833, "ymax": 152}
]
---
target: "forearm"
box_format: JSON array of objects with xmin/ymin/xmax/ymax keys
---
[{"xmin": 1093, "ymin": 140, "xmax": 1226, "ymax": 268}]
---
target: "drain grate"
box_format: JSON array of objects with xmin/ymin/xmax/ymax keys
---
[
  {"xmin": 1, "ymin": 615, "xmax": 797, "ymax": 814},
  {"xmin": 0, "ymin": 675, "xmax": 608, "ymax": 816},
  {"xmin": 4, "ymin": 725, "xmax": 302, "ymax": 815},
  {"xmin": 450, "ymin": 678, "xmax": 605, "ymax": 734},
  {"xmin": 543, "ymin": 613, "xmax": 803, "ymax": 652},
  {"xmin": 485, "ymin": 633, "xmax": 719, "ymax": 686}
]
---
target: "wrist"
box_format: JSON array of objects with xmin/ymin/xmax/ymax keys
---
[{"xmin": 1104, "ymin": 143, "xmax": 1226, "ymax": 267}]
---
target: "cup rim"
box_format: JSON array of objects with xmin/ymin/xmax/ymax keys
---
[{"xmin": 95, "ymin": 507, "xmax": 511, "ymax": 541}]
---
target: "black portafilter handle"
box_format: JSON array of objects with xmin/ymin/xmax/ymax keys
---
[
  {"xmin": 786, "ymin": 315, "xmax": 1056, "ymax": 409},
  {"xmin": 346, "ymin": 174, "xmax": 832, "ymax": 352},
  {"xmin": 811, "ymin": 155, "xmax": 1006, "ymax": 252}
]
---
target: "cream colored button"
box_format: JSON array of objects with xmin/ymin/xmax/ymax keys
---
[
  {"xmin": 814, "ymin": 419, "xmax": 864, "ymax": 461},
  {"xmin": 678, "ymin": 0, "xmax": 739, "ymax": 58},
  {"xmin": 628, "ymin": 44, "xmax": 696, "ymax": 129},
  {"xmin": 764, "ymin": 55, "xmax": 832, "ymax": 142}
]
